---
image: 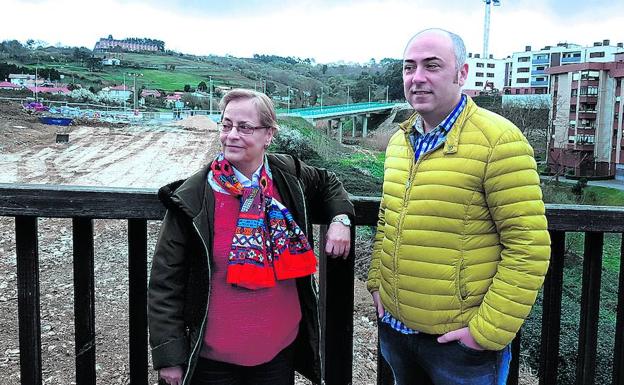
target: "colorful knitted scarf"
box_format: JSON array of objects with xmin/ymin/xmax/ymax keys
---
[{"xmin": 209, "ymin": 154, "xmax": 317, "ymax": 290}]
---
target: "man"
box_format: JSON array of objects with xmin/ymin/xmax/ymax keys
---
[{"xmin": 367, "ymin": 28, "xmax": 551, "ymax": 385}]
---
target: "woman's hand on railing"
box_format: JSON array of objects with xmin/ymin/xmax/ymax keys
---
[
  {"xmin": 371, "ymin": 291, "xmax": 385, "ymax": 318},
  {"xmin": 324, "ymin": 222, "xmax": 351, "ymax": 259},
  {"xmin": 159, "ymin": 366, "xmax": 183, "ymax": 385}
]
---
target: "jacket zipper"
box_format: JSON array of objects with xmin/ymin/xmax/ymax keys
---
[
  {"xmin": 181, "ymin": 221, "xmax": 212, "ymax": 385},
  {"xmin": 296, "ymin": 179, "xmax": 324, "ymax": 384}
]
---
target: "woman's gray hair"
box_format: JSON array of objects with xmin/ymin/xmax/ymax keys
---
[
  {"xmin": 405, "ymin": 28, "xmax": 467, "ymax": 70},
  {"xmin": 219, "ymin": 88, "xmax": 279, "ymax": 131}
]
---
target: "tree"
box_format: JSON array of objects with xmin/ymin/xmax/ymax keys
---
[
  {"xmin": 264, "ymin": 81, "xmax": 276, "ymax": 95},
  {"xmin": 85, "ymin": 57, "xmax": 103, "ymax": 72},
  {"xmin": 197, "ymin": 81, "xmax": 207, "ymax": 92},
  {"xmin": 379, "ymin": 59, "xmax": 403, "ymax": 101},
  {"xmin": 183, "ymin": 84, "xmax": 192, "ymax": 92},
  {"xmin": 0, "ymin": 40, "xmax": 26, "ymax": 56},
  {"xmin": 351, "ymin": 74, "xmax": 375, "ymax": 103},
  {"xmin": 73, "ymin": 47, "xmax": 91, "ymax": 62}
]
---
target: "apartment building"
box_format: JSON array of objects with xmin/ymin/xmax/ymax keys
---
[
  {"xmin": 505, "ymin": 40, "xmax": 624, "ymax": 96},
  {"xmin": 546, "ymin": 53, "xmax": 624, "ymax": 178},
  {"xmin": 463, "ymin": 53, "xmax": 509, "ymax": 97}
]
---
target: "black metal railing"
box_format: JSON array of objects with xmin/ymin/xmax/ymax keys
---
[{"xmin": 1, "ymin": 184, "xmax": 624, "ymax": 385}]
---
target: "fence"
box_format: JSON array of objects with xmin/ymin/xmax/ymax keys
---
[{"xmin": 0, "ymin": 185, "xmax": 623, "ymax": 384}]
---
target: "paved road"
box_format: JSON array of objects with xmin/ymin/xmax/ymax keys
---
[{"xmin": 541, "ymin": 175, "xmax": 624, "ymax": 191}]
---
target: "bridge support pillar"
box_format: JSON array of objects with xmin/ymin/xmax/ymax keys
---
[
  {"xmin": 338, "ymin": 119, "xmax": 344, "ymax": 144},
  {"xmin": 327, "ymin": 119, "xmax": 333, "ymax": 136},
  {"xmin": 363, "ymin": 114, "xmax": 369, "ymax": 138},
  {"xmin": 352, "ymin": 116, "xmax": 357, "ymax": 137}
]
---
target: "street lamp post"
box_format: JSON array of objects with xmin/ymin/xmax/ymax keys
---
[
  {"xmin": 127, "ymin": 72, "xmax": 143, "ymax": 111},
  {"xmin": 386, "ymin": 85, "xmax": 389, "ymax": 103},
  {"xmin": 287, "ymin": 86, "xmax": 291, "ymax": 113},
  {"xmin": 346, "ymin": 86, "xmax": 350, "ymax": 105},
  {"xmin": 320, "ymin": 87, "xmax": 323, "ymax": 110},
  {"xmin": 209, "ymin": 76, "xmax": 213, "ymax": 115},
  {"xmin": 123, "ymin": 73, "xmax": 126, "ymax": 111},
  {"xmin": 368, "ymin": 85, "xmax": 371, "ymax": 103},
  {"xmin": 34, "ymin": 59, "xmax": 38, "ymax": 102}
]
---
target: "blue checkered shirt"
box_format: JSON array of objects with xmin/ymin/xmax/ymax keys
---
[{"xmin": 381, "ymin": 94, "xmax": 468, "ymax": 335}]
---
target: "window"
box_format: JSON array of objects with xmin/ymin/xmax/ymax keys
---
[
  {"xmin": 590, "ymin": 51, "xmax": 605, "ymax": 58},
  {"xmin": 580, "ymin": 70, "xmax": 600, "ymax": 81},
  {"xmin": 475, "ymin": 82, "xmax": 484, "ymax": 86},
  {"xmin": 487, "ymin": 73, "xmax": 495, "ymax": 77},
  {"xmin": 476, "ymin": 72, "xmax": 484, "ymax": 77},
  {"xmin": 580, "ymin": 86, "xmax": 599, "ymax": 96},
  {"xmin": 571, "ymin": 88, "xmax": 578, "ymax": 97},
  {"xmin": 476, "ymin": 63, "xmax": 484, "ymax": 68},
  {"xmin": 563, "ymin": 52, "xmax": 582, "ymax": 58},
  {"xmin": 487, "ymin": 63, "xmax": 495, "ymax": 68},
  {"xmin": 517, "ymin": 78, "xmax": 529, "ymax": 83},
  {"xmin": 517, "ymin": 67, "xmax": 530, "ymax": 73},
  {"xmin": 518, "ymin": 56, "xmax": 530, "ymax": 62}
]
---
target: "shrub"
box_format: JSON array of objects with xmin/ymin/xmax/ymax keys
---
[
  {"xmin": 571, "ymin": 178, "xmax": 588, "ymax": 197},
  {"xmin": 271, "ymin": 126, "xmax": 317, "ymax": 160}
]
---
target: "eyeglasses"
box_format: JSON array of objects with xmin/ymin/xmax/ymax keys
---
[{"xmin": 218, "ymin": 122, "xmax": 269, "ymax": 135}]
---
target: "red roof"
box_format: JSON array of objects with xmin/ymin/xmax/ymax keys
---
[
  {"xmin": 109, "ymin": 85, "xmax": 129, "ymax": 91},
  {"xmin": 0, "ymin": 81, "xmax": 22, "ymax": 89},
  {"xmin": 27, "ymin": 86, "xmax": 70, "ymax": 95},
  {"xmin": 141, "ymin": 89, "xmax": 161, "ymax": 97}
]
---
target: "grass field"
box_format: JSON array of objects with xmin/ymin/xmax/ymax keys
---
[{"xmin": 17, "ymin": 52, "xmax": 261, "ymax": 91}]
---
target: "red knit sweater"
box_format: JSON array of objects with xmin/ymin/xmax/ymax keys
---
[{"xmin": 199, "ymin": 191, "xmax": 301, "ymax": 366}]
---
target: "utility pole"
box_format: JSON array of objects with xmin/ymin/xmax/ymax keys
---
[
  {"xmin": 368, "ymin": 85, "xmax": 372, "ymax": 103},
  {"xmin": 346, "ymin": 86, "xmax": 350, "ymax": 105},
  {"xmin": 287, "ymin": 86, "xmax": 291, "ymax": 113},
  {"xmin": 385, "ymin": 85, "xmax": 389, "ymax": 103},
  {"xmin": 320, "ymin": 87, "xmax": 323, "ymax": 110}
]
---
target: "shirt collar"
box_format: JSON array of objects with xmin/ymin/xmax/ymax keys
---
[
  {"xmin": 412, "ymin": 94, "xmax": 467, "ymax": 136},
  {"xmin": 232, "ymin": 164, "xmax": 263, "ymax": 187}
]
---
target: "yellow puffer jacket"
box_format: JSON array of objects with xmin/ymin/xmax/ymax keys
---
[{"xmin": 367, "ymin": 97, "xmax": 551, "ymax": 351}]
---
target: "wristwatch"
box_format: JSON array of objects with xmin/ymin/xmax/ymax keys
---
[{"xmin": 331, "ymin": 214, "xmax": 351, "ymax": 227}]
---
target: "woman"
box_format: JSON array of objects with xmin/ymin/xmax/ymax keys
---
[{"xmin": 148, "ymin": 89, "xmax": 354, "ymax": 385}]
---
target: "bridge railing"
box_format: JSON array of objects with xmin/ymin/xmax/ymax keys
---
[
  {"xmin": 279, "ymin": 102, "xmax": 402, "ymax": 118},
  {"xmin": 0, "ymin": 184, "xmax": 623, "ymax": 385}
]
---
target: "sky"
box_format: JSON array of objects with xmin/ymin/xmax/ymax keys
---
[{"xmin": 2, "ymin": 0, "xmax": 623, "ymax": 64}]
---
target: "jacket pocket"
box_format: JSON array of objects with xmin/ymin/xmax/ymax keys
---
[{"xmin": 457, "ymin": 258, "xmax": 468, "ymax": 301}]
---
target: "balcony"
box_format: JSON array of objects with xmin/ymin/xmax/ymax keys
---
[
  {"xmin": 532, "ymin": 57, "xmax": 549, "ymax": 65},
  {"xmin": 531, "ymin": 69, "xmax": 546, "ymax": 75},
  {"xmin": 579, "ymin": 95, "xmax": 598, "ymax": 103},
  {"xmin": 1, "ymin": 184, "xmax": 624, "ymax": 385},
  {"xmin": 578, "ymin": 111, "xmax": 597, "ymax": 119},
  {"xmin": 562, "ymin": 56, "xmax": 582, "ymax": 63},
  {"xmin": 531, "ymin": 80, "xmax": 549, "ymax": 87}
]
